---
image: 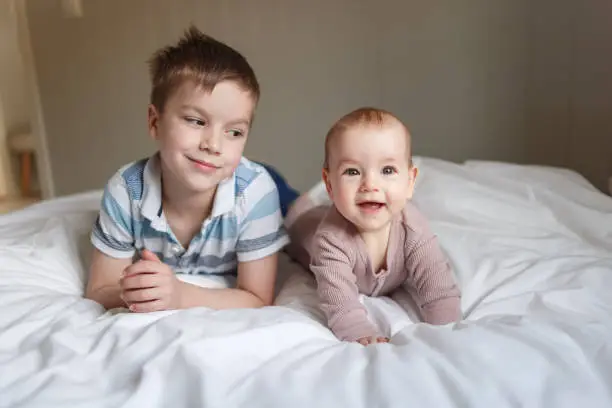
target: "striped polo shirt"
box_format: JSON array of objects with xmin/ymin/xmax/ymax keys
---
[{"xmin": 91, "ymin": 154, "xmax": 289, "ymax": 280}]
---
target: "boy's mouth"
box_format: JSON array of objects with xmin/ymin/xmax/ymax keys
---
[{"xmin": 186, "ymin": 156, "xmax": 219, "ymax": 171}]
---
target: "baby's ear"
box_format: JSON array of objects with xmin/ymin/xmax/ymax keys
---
[
  {"xmin": 407, "ymin": 166, "xmax": 419, "ymax": 198},
  {"xmin": 410, "ymin": 166, "xmax": 419, "ymax": 182},
  {"xmin": 322, "ymin": 168, "xmax": 333, "ymax": 198}
]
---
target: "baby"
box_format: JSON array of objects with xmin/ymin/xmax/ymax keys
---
[{"xmin": 285, "ymin": 107, "xmax": 461, "ymax": 345}]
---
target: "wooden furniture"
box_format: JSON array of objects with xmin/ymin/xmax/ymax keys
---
[{"xmin": 7, "ymin": 130, "xmax": 36, "ymax": 197}]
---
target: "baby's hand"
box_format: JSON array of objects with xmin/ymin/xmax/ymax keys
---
[
  {"xmin": 357, "ymin": 336, "xmax": 389, "ymax": 346},
  {"xmin": 120, "ymin": 249, "xmax": 183, "ymax": 312}
]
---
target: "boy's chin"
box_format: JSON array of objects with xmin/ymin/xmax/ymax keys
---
[{"xmin": 185, "ymin": 179, "xmax": 223, "ymax": 194}]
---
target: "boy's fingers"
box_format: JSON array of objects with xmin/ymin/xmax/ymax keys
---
[
  {"xmin": 123, "ymin": 287, "xmax": 159, "ymax": 303},
  {"xmin": 140, "ymin": 249, "xmax": 162, "ymax": 263},
  {"xmin": 123, "ymin": 261, "xmax": 165, "ymax": 277},
  {"xmin": 120, "ymin": 273, "xmax": 159, "ymax": 290},
  {"xmin": 129, "ymin": 299, "xmax": 165, "ymax": 313}
]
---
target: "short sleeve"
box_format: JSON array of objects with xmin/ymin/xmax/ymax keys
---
[
  {"xmin": 90, "ymin": 172, "xmax": 136, "ymax": 259},
  {"xmin": 236, "ymin": 170, "xmax": 290, "ymax": 262}
]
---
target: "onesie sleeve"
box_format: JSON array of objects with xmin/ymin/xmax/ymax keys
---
[{"xmin": 310, "ymin": 231, "xmax": 381, "ymax": 341}]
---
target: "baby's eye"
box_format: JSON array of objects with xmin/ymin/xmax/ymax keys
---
[
  {"xmin": 185, "ymin": 117, "xmax": 206, "ymax": 127},
  {"xmin": 382, "ymin": 166, "xmax": 397, "ymax": 175},
  {"xmin": 227, "ymin": 129, "xmax": 244, "ymax": 138},
  {"xmin": 342, "ymin": 168, "xmax": 360, "ymax": 176}
]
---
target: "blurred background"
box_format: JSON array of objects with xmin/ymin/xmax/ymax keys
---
[{"xmin": 0, "ymin": 0, "xmax": 611, "ymax": 214}]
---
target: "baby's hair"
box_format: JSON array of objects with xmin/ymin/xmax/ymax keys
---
[
  {"xmin": 148, "ymin": 25, "xmax": 260, "ymax": 112},
  {"xmin": 323, "ymin": 107, "xmax": 412, "ymax": 169}
]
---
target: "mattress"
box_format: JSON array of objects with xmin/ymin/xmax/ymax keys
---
[{"xmin": 1, "ymin": 157, "xmax": 611, "ymax": 408}]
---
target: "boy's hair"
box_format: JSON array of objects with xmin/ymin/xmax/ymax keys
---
[
  {"xmin": 148, "ymin": 25, "xmax": 260, "ymax": 111},
  {"xmin": 323, "ymin": 107, "xmax": 412, "ymax": 169}
]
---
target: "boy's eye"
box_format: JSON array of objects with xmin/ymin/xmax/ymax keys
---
[
  {"xmin": 382, "ymin": 166, "xmax": 397, "ymax": 175},
  {"xmin": 185, "ymin": 117, "xmax": 206, "ymax": 127},
  {"xmin": 342, "ymin": 168, "xmax": 360, "ymax": 176},
  {"xmin": 227, "ymin": 129, "xmax": 244, "ymax": 138}
]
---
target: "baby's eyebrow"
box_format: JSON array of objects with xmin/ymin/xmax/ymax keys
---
[
  {"xmin": 381, "ymin": 157, "xmax": 401, "ymax": 163},
  {"xmin": 337, "ymin": 158, "xmax": 359, "ymax": 166}
]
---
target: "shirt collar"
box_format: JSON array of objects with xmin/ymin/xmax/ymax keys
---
[
  {"xmin": 140, "ymin": 153, "xmax": 164, "ymax": 229},
  {"xmin": 211, "ymin": 171, "xmax": 236, "ymax": 218},
  {"xmin": 140, "ymin": 153, "xmax": 236, "ymax": 231}
]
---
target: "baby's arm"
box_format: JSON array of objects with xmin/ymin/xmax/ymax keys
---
[
  {"xmin": 311, "ymin": 232, "xmax": 381, "ymax": 342},
  {"xmin": 405, "ymin": 232, "xmax": 462, "ymax": 324}
]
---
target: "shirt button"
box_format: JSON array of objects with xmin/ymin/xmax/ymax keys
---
[{"xmin": 171, "ymin": 245, "xmax": 181, "ymax": 255}]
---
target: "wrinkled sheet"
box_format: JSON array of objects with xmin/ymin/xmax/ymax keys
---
[{"xmin": 1, "ymin": 158, "xmax": 611, "ymax": 408}]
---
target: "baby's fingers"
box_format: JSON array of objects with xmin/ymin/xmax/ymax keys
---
[{"xmin": 357, "ymin": 336, "xmax": 389, "ymax": 346}]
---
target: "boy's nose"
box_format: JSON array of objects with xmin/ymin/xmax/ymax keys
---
[{"xmin": 199, "ymin": 130, "xmax": 222, "ymax": 155}]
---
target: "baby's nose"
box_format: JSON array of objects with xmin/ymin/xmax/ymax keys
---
[{"xmin": 360, "ymin": 175, "xmax": 379, "ymax": 192}]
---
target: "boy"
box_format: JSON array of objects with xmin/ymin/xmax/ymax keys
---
[
  {"xmin": 85, "ymin": 26, "xmax": 289, "ymax": 312},
  {"xmin": 285, "ymin": 107, "xmax": 461, "ymax": 345}
]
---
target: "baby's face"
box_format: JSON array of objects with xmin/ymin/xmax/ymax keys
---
[
  {"xmin": 324, "ymin": 124, "xmax": 417, "ymax": 233},
  {"xmin": 148, "ymin": 80, "xmax": 255, "ymax": 195}
]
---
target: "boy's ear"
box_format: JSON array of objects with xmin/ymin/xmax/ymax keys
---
[
  {"xmin": 148, "ymin": 104, "xmax": 160, "ymax": 140},
  {"xmin": 322, "ymin": 168, "xmax": 333, "ymax": 198}
]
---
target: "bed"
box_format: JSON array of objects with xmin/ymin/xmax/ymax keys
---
[{"xmin": 1, "ymin": 157, "xmax": 611, "ymax": 408}]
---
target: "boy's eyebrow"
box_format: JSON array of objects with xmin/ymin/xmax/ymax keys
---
[
  {"xmin": 227, "ymin": 118, "xmax": 251, "ymax": 127},
  {"xmin": 180, "ymin": 104, "xmax": 208, "ymax": 116},
  {"xmin": 179, "ymin": 105, "xmax": 250, "ymax": 127}
]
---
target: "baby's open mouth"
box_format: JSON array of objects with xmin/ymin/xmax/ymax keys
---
[{"xmin": 357, "ymin": 201, "xmax": 385, "ymax": 211}]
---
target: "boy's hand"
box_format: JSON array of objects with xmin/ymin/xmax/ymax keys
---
[
  {"xmin": 120, "ymin": 249, "xmax": 183, "ymax": 312},
  {"xmin": 357, "ymin": 336, "xmax": 389, "ymax": 346}
]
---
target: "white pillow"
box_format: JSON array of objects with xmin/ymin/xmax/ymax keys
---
[{"xmin": 0, "ymin": 213, "xmax": 95, "ymax": 295}]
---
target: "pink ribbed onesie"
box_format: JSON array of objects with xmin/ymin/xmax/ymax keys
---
[{"xmin": 286, "ymin": 202, "xmax": 461, "ymax": 342}]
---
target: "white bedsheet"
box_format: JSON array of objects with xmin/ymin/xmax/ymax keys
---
[{"xmin": 1, "ymin": 158, "xmax": 611, "ymax": 408}]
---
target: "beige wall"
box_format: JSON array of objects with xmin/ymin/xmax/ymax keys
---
[
  {"xmin": 0, "ymin": 0, "xmax": 29, "ymax": 132},
  {"xmin": 25, "ymin": 0, "xmax": 612, "ymax": 195},
  {"xmin": 0, "ymin": 0, "xmax": 29, "ymax": 197},
  {"xmin": 526, "ymin": 0, "xmax": 612, "ymax": 192}
]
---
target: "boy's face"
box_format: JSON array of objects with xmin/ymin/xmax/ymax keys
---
[
  {"xmin": 323, "ymin": 124, "xmax": 417, "ymax": 233},
  {"xmin": 148, "ymin": 80, "xmax": 256, "ymax": 195}
]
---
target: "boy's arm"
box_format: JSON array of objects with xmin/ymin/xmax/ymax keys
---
[
  {"xmin": 85, "ymin": 248, "xmax": 131, "ymax": 309},
  {"xmin": 85, "ymin": 172, "xmax": 137, "ymax": 309},
  {"xmin": 175, "ymin": 253, "xmax": 278, "ymax": 309}
]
